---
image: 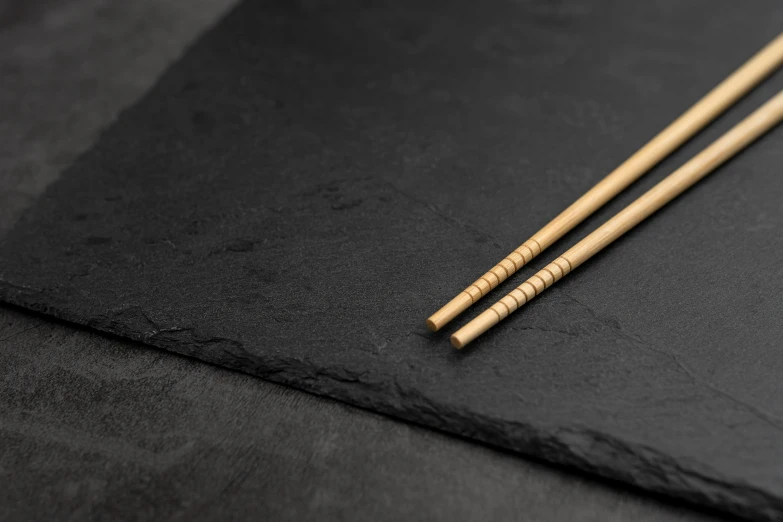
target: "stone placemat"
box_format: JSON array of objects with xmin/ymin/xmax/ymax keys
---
[{"xmin": 2, "ymin": 1, "xmax": 782, "ymax": 518}]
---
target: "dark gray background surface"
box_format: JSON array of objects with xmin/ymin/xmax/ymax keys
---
[{"xmin": 0, "ymin": 1, "xmax": 774, "ymax": 521}]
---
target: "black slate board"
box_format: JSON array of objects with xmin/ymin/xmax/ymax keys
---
[{"xmin": 2, "ymin": 0, "xmax": 782, "ymax": 518}]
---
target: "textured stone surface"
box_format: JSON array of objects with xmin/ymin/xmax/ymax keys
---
[
  {"xmin": 1, "ymin": 0, "xmax": 782, "ymax": 519},
  {"xmin": 0, "ymin": 1, "xmax": 726, "ymax": 521}
]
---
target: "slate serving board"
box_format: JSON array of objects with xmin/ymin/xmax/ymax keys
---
[{"xmin": 2, "ymin": 0, "xmax": 782, "ymax": 518}]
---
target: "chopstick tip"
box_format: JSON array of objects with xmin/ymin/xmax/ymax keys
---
[
  {"xmin": 451, "ymin": 308, "xmax": 501, "ymax": 349},
  {"xmin": 427, "ymin": 293, "xmax": 474, "ymax": 331}
]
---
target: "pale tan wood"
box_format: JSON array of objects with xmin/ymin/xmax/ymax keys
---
[
  {"xmin": 427, "ymin": 32, "xmax": 783, "ymax": 332},
  {"xmin": 451, "ymin": 90, "xmax": 783, "ymax": 348}
]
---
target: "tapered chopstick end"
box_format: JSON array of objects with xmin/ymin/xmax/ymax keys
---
[
  {"xmin": 450, "ymin": 309, "xmax": 500, "ymax": 349},
  {"xmin": 427, "ymin": 292, "xmax": 473, "ymax": 331}
]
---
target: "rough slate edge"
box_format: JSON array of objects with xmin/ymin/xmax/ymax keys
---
[
  {"xmin": 6, "ymin": 298, "xmax": 771, "ymax": 522},
  {"xmin": 0, "ymin": 4, "xmax": 779, "ymax": 522},
  {"xmin": 0, "ymin": 304, "xmax": 728, "ymax": 522},
  {"xmin": 0, "ymin": 180, "xmax": 777, "ymax": 510}
]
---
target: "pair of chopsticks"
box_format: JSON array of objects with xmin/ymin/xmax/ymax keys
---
[{"xmin": 426, "ymin": 32, "xmax": 783, "ymax": 348}]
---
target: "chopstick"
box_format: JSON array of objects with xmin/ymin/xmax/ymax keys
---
[
  {"xmin": 427, "ymin": 32, "xmax": 783, "ymax": 332},
  {"xmin": 451, "ymin": 89, "xmax": 783, "ymax": 349}
]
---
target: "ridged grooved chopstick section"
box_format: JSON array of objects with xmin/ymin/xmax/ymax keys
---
[
  {"xmin": 426, "ymin": 32, "xmax": 783, "ymax": 332},
  {"xmin": 451, "ymin": 90, "xmax": 783, "ymax": 349}
]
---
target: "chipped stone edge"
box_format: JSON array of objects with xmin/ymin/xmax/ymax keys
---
[{"xmin": 1, "ymin": 280, "xmax": 780, "ymax": 521}]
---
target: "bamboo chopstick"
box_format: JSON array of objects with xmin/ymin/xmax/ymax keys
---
[
  {"xmin": 427, "ymin": 32, "xmax": 783, "ymax": 332},
  {"xmin": 451, "ymin": 89, "xmax": 783, "ymax": 349}
]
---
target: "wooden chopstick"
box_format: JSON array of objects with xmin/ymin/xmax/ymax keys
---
[
  {"xmin": 451, "ymin": 89, "xmax": 783, "ymax": 349},
  {"xmin": 427, "ymin": 32, "xmax": 783, "ymax": 332}
]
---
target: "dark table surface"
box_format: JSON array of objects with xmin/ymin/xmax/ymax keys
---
[{"xmin": 0, "ymin": 1, "xmax": 730, "ymax": 520}]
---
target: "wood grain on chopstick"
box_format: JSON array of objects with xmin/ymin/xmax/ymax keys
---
[
  {"xmin": 428, "ymin": 32, "xmax": 783, "ymax": 332},
  {"xmin": 452, "ymin": 89, "xmax": 783, "ymax": 348}
]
